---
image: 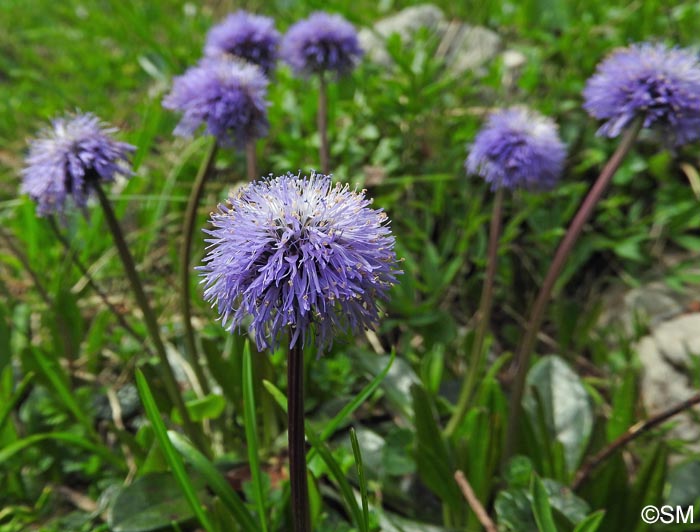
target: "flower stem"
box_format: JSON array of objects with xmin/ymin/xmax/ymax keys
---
[
  {"xmin": 445, "ymin": 187, "xmax": 504, "ymax": 437},
  {"xmin": 47, "ymin": 216, "xmax": 146, "ymax": 348},
  {"xmin": 503, "ymin": 121, "xmax": 642, "ymax": 465},
  {"xmin": 179, "ymin": 140, "xmax": 218, "ymax": 396},
  {"xmin": 288, "ymin": 340, "xmax": 310, "ymax": 532},
  {"xmin": 318, "ymin": 73, "xmax": 329, "ymax": 175},
  {"xmin": 93, "ymin": 182, "xmax": 208, "ymax": 455},
  {"xmin": 246, "ymin": 140, "xmax": 257, "ymax": 181},
  {"xmin": 571, "ymin": 389, "xmax": 700, "ymax": 490}
]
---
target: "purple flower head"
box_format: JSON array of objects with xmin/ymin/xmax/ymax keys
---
[
  {"xmin": 583, "ymin": 43, "xmax": 700, "ymax": 146},
  {"xmin": 199, "ymin": 172, "xmax": 400, "ymax": 352},
  {"xmin": 466, "ymin": 107, "xmax": 566, "ymax": 191},
  {"xmin": 281, "ymin": 12, "xmax": 363, "ymax": 77},
  {"xmin": 204, "ymin": 11, "xmax": 280, "ymax": 75},
  {"xmin": 163, "ymin": 57, "xmax": 269, "ymax": 147},
  {"xmin": 21, "ymin": 113, "xmax": 134, "ymax": 217}
]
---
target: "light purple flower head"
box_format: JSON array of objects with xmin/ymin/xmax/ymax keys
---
[
  {"xmin": 204, "ymin": 11, "xmax": 280, "ymax": 75},
  {"xmin": 583, "ymin": 43, "xmax": 700, "ymax": 146},
  {"xmin": 163, "ymin": 57, "xmax": 269, "ymax": 147},
  {"xmin": 466, "ymin": 107, "xmax": 566, "ymax": 191},
  {"xmin": 281, "ymin": 12, "xmax": 363, "ymax": 77},
  {"xmin": 199, "ymin": 172, "xmax": 400, "ymax": 352},
  {"xmin": 21, "ymin": 113, "xmax": 134, "ymax": 216}
]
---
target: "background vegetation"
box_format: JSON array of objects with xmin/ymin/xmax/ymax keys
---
[{"xmin": 2, "ymin": 0, "xmax": 700, "ymax": 531}]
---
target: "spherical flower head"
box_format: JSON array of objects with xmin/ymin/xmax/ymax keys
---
[
  {"xmin": 162, "ymin": 57, "xmax": 269, "ymax": 147},
  {"xmin": 199, "ymin": 172, "xmax": 400, "ymax": 352},
  {"xmin": 281, "ymin": 12, "xmax": 363, "ymax": 77},
  {"xmin": 204, "ymin": 11, "xmax": 280, "ymax": 75},
  {"xmin": 583, "ymin": 43, "xmax": 700, "ymax": 146},
  {"xmin": 21, "ymin": 113, "xmax": 134, "ymax": 217},
  {"xmin": 466, "ymin": 107, "xmax": 566, "ymax": 191}
]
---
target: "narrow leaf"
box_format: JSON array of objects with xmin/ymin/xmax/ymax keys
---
[
  {"xmin": 242, "ymin": 342, "xmax": 269, "ymax": 532},
  {"xmin": 531, "ymin": 476, "xmax": 557, "ymax": 532},
  {"xmin": 135, "ymin": 370, "xmax": 216, "ymax": 532}
]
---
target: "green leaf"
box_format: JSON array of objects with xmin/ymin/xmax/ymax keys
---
[
  {"xmin": 0, "ymin": 302, "xmax": 11, "ymax": 376},
  {"xmin": 242, "ymin": 342, "xmax": 268, "ymax": 532},
  {"xmin": 263, "ymin": 349, "xmax": 396, "ymax": 461},
  {"xmin": 573, "ymin": 510, "xmax": 606, "ymax": 532},
  {"xmin": 107, "ymin": 472, "xmax": 204, "ymax": 532},
  {"xmin": 262, "ymin": 380, "xmax": 366, "ymax": 530},
  {"xmin": 350, "ymin": 428, "xmax": 370, "ymax": 532},
  {"xmin": 30, "ymin": 348, "xmax": 98, "ymax": 440},
  {"xmin": 631, "ymin": 443, "xmax": 668, "ymax": 532},
  {"xmin": 353, "ymin": 350, "xmax": 416, "ymax": 420},
  {"xmin": 0, "ymin": 371, "xmax": 34, "ymax": 433},
  {"xmin": 523, "ymin": 356, "xmax": 593, "ymax": 476},
  {"xmin": 135, "ymin": 370, "xmax": 215, "ymax": 532},
  {"xmin": 411, "ymin": 384, "xmax": 463, "ymax": 513},
  {"xmin": 186, "ymin": 394, "xmax": 226, "ymax": 422},
  {"xmin": 531, "ymin": 476, "xmax": 558, "ymax": 532},
  {"xmin": 0, "ymin": 432, "xmax": 123, "ymax": 469},
  {"xmin": 168, "ymin": 431, "xmax": 258, "ymax": 532}
]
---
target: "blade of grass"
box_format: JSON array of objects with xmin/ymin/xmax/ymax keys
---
[
  {"xmin": 31, "ymin": 348, "xmax": 98, "ymax": 441},
  {"xmin": 349, "ymin": 428, "xmax": 370, "ymax": 532},
  {"xmin": 263, "ymin": 380, "xmax": 366, "ymax": 531},
  {"xmin": 242, "ymin": 342, "xmax": 269, "ymax": 532},
  {"xmin": 573, "ymin": 511, "xmax": 606, "ymax": 532},
  {"xmin": 262, "ymin": 349, "xmax": 395, "ymax": 461},
  {"xmin": 531, "ymin": 476, "xmax": 557, "ymax": 532},
  {"xmin": 135, "ymin": 370, "xmax": 216, "ymax": 532},
  {"xmin": 0, "ymin": 372, "xmax": 34, "ymax": 433},
  {"xmin": 0, "ymin": 432, "xmax": 124, "ymax": 469},
  {"xmin": 168, "ymin": 431, "xmax": 259, "ymax": 532}
]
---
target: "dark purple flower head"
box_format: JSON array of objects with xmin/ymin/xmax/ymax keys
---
[
  {"xmin": 204, "ymin": 11, "xmax": 280, "ymax": 75},
  {"xmin": 466, "ymin": 107, "xmax": 566, "ymax": 191},
  {"xmin": 163, "ymin": 57, "xmax": 269, "ymax": 147},
  {"xmin": 281, "ymin": 12, "xmax": 363, "ymax": 77},
  {"xmin": 583, "ymin": 43, "xmax": 700, "ymax": 146},
  {"xmin": 199, "ymin": 172, "xmax": 400, "ymax": 352},
  {"xmin": 21, "ymin": 113, "xmax": 134, "ymax": 216}
]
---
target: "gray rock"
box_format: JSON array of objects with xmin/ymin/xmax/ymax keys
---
[
  {"xmin": 438, "ymin": 22, "xmax": 502, "ymax": 75},
  {"xmin": 637, "ymin": 313, "xmax": 700, "ymax": 451},
  {"xmin": 358, "ymin": 4, "xmax": 504, "ymax": 76},
  {"xmin": 358, "ymin": 4, "xmax": 445, "ymax": 67},
  {"xmin": 599, "ymin": 281, "xmax": 684, "ymax": 337}
]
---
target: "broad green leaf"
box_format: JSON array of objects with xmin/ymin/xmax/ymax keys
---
[
  {"xmin": 108, "ymin": 472, "xmax": 205, "ymax": 532},
  {"xmin": 168, "ymin": 431, "xmax": 259, "ymax": 532},
  {"xmin": 523, "ymin": 356, "xmax": 593, "ymax": 475},
  {"xmin": 186, "ymin": 394, "xmax": 226, "ymax": 422},
  {"xmin": 668, "ymin": 460, "xmax": 700, "ymax": 507}
]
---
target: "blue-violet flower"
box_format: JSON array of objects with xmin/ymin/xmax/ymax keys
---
[
  {"xmin": 163, "ymin": 57, "xmax": 269, "ymax": 147},
  {"xmin": 21, "ymin": 113, "xmax": 134, "ymax": 216},
  {"xmin": 281, "ymin": 12, "xmax": 363, "ymax": 77},
  {"xmin": 204, "ymin": 11, "xmax": 280, "ymax": 75},
  {"xmin": 583, "ymin": 42, "xmax": 700, "ymax": 146},
  {"xmin": 200, "ymin": 172, "xmax": 400, "ymax": 351},
  {"xmin": 466, "ymin": 107, "xmax": 566, "ymax": 191}
]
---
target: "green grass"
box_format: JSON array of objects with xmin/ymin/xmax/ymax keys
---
[{"xmin": 2, "ymin": 0, "xmax": 700, "ymax": 530}]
